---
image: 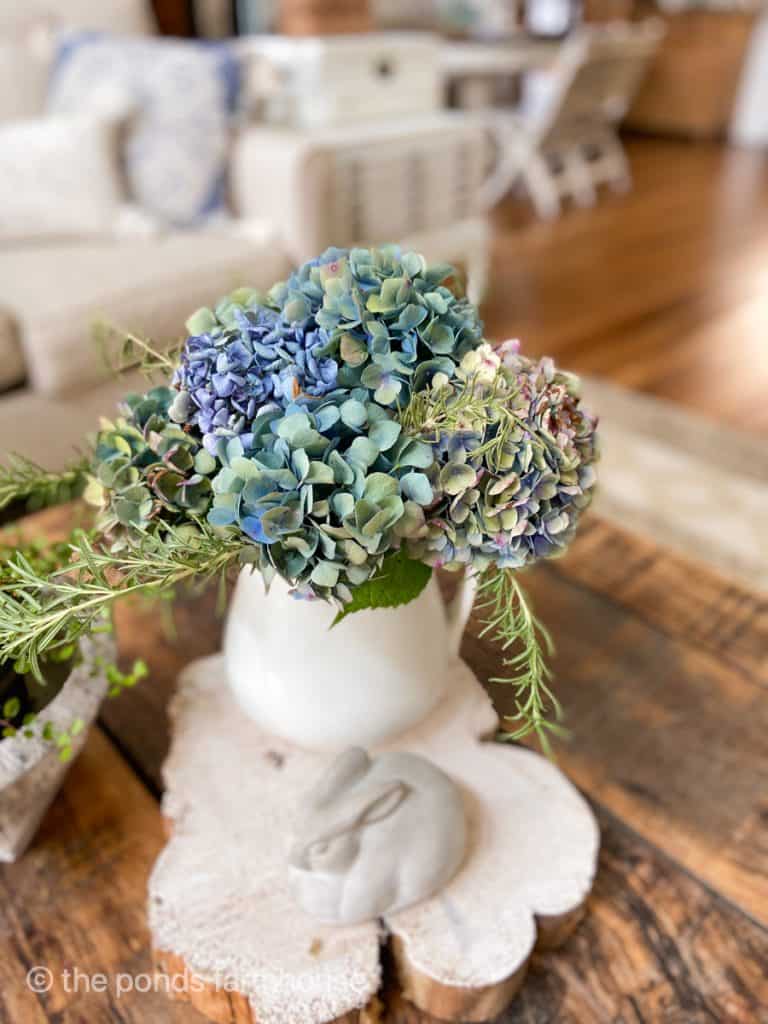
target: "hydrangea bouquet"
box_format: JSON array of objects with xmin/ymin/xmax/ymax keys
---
[{"xmin": 0, "ymin": 248, "xmax": 598, "ymax": 749}]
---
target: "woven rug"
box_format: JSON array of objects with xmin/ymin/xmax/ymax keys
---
[{"xmin": 580, "ymin": 378, "xmax": 768, "ymax": 592}]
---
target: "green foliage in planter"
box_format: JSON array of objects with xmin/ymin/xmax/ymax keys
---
[
  {"xmin": 0, "ymin": 455, "xmax": 89, "ymax": 515},
  {"xmin": 0, "ymin": 535, "xmax": 148, "ymax": 762},
  {"xmin": 0, "ymin": 536, "xmax": 84, "ymax": 759}
]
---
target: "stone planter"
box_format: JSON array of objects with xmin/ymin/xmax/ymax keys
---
[{"xmin": 0, "ymin": 635, "xmax": 113, "ymax": 862}]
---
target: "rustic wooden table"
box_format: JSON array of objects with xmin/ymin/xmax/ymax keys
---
[{"xmin": 0, "ymin": 506, "xmax": 766, "ymax": 1023}]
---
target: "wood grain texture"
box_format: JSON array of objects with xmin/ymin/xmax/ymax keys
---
[
  {"xmin": 0, "ymin": 728, "xmax": 206, "ymax": 1023},
  {"xmin": 12, "ymin": 508, "xmax": 768, "ymax": 927},
  {"xmin": 484, "ymin": 138, "xmax": 768, "ymax": 436},
  {"xmin": 389, "ymin": 903, "xmax": 587, "ymax": 1023},
  {"xmin": 625, "ymin": 10, "xmax": 756, "ymax": 140},
  {"xmin": 388, "ymin": 805, "xmax": 768, "ymax": 1024},
  {"xmin": 1, "ymin": 506, "xmax": 768, "ymax": 1021},
  {"xmin": 550, "ymin": 517, "xmax": 768, "ymax": 681},
  {"xmin": 465, "ymin": 551, "xmax": 768, "ymax": 930},
  {"xmin": 4, "ymin": 129, "xmax": 768, "ymax": 1018},
  {"xmin": 0, "ymin": 728, "xmax": 765, "ymax": 1024}
]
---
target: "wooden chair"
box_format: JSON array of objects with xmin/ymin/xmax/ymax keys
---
[{"xmin": 478, "ymin": 20, "xmax": 664, "ymax": 217}]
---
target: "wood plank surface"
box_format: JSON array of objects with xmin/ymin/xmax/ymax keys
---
[
  {"xmin": 97, "ymin": 513, "xmax": 768, "ymax": 935},
  {"xmin": 549, "ymin": 518, "xmax": 768, "ymax": 683},
  {"xmin": 466, "ymin": 551, "xmax": 768, "ymax": 930},
  {"xmin": 484, "ymin": 138, "xmax": 768, "ymax": 436},
  {"xmin": 2, "ymin": 508, "xmax": 768, "ymax": 1020},
  {"xmin": 0, "ymin": 717, "xmax": 766, "ymax": 1022},
  {"xmin": 9, "ymin": 507, "xmax": 768, "ymax": 936},
  {"xmin": 0, "ymin": 728, "xmax": 206, "ymax": 1023},
  {"xmin": 395, "ymin": 807, "xmax": 768, "ymax": 1024}
]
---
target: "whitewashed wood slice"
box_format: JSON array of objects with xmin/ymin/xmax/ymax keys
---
[{"xmin": 149, "ymin": 654, "xmax": 599, "ymax": 1024}]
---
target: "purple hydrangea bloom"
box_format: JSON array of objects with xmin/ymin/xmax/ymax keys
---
[{"xmin": 170, "ymin": 304, "xmax": 338, "ymax": 452}]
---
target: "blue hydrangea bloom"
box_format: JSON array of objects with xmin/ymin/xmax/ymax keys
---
[{"xmin": 170, "ymin": 300, "xmax": 338, "ymax": 453}]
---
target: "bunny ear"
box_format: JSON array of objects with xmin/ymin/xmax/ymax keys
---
[
  {"xmin": 357, "ymin": 781, "xmax": 410, "ymax": 827},
  {"xmin": 310, "ymin": 747, "xmax": 371, "ymax": 808},
  {"xmin": 322, "ymin": 779, "xmax": 411, "ymax": 844}
]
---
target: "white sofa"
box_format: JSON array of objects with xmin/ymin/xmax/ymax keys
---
[
  {"xmin": 0, "ymin": 0, "xmax": 292, "ymax": 469},
  {"xmin": 0, "ymin": 3, "xmax": 491, "ymax": 469},
  {"xmin": 0, "ymin": 229, "xmax": 290, "ymax": 468}
]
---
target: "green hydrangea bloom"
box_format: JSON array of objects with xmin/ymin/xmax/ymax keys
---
[
  {"xmin": 207, "ymin": 392, "xmax": 434, "ymax": 601},
  {"xmin": 87, "ymin": 387, "xmax": 214, "ymax": 533},
  {"xmin": 402, "ymin": 343, "xmax": 599, "ymax": 572}
]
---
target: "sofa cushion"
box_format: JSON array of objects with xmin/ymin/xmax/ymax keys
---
[
  {"xmin": 0, "ymin": 113, "xmax": 125, "ymax": 242},
  {"xmin": 0, "ymin": 2, "xmax": 155, "ymax": 36},
  {"xmin": 0, "ymin": 24, "xmax": 52, "ymax": 123},
  {"xmin": 0, "ymin": 370, "xmax": 147, "ymax": 470},
  {"xmin": 0, "ymin": 309, "xmax": 26, "ymax": 391},
  {"xmin": 0, "ymin": 228, "xmax": 290, "ymax": 397},
  {"xmin": 49, "ymin": 34, "xmax": 241, "ymax": 227}
]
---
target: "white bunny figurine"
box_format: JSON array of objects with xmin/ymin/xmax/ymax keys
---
[{"xmin": 288, "ymin": 746, "xmax": 467, "ymax": 925}]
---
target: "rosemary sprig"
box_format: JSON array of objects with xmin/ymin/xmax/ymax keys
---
[
  {"xmin": 399, "ymin": 372, "xmax": 542, "ymax": 473},
  {"xmin": 93, "ymin": 321, "xmax": 181, "ymax": 381},
  {"xmin": 0, "ymin": 454, "xmax": 90, "ymax": 513},
  {"xmin": 476, "ymin": 568, "xmax": 565, "ymax": 757},
  {"xmin": 0, "ymin": 523, "xmax": 245, "ymax": 679}
]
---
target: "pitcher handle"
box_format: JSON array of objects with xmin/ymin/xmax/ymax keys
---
[{"xmin": 445, "ymin": 571, "xmax": 479, "ymax": 657}]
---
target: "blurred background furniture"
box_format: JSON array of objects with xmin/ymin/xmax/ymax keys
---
[
  {"xmin": 1, "ymin": 0, "xmax": 766, "ymax": 466},
  {"xmin": 732, "ymin": 11, "xmax": 768, "ymax": 145},
  {"xmin": 441, "ymin": 37, "xmax": 558, "ymax": 109},
  {"xmin": 278, "ymin": 0, "xmax": 373, "ymax": 35},
  {"xmin": 231, "ymin": 113, "xmax": 491, "ymax": 302},
  {"xmin": 477, "ymin": 21, "xmax": 663, "ymax": 215},
  {"xmin": 242, "ymin": 31, "xmax": 441, "ymax": 127},
  {"xmin": 0, "ymin": 0, "xmax": 290, "ymax": 467},
  {"xmin": 625, "ymin": 7, "xmax": 759, "ymax": 141},
  {"xmin": 0, "ymin": 229, "xmax": 289, "ymax": 468},
  {"xmin": 0, "ymin": 0, "xmax": 156, "ymax": 35}
]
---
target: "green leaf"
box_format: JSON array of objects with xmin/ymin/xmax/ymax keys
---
[
  {"xmin": 332, "ymin": 548, "xmax": 432, "ymax": 626},
  {"xmin": 3, "ymin": 697, "xmax": 20, "ymax": 720}
]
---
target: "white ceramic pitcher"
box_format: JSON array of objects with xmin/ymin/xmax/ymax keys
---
[{"xmin": 224, "ymin": 568, "xmax": 477, "ymax": 752}]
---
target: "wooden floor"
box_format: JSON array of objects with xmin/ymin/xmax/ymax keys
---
[{"xmin": 482, "ymin": 137, "xmax": 768, "ymax": 436}]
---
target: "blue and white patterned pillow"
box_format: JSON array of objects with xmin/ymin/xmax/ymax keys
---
[{"xmin": 48, "ymin": 33, "xmax": 240, "ymax": 227}]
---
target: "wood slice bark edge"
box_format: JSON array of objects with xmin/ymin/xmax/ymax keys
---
[
  {"xmin": 153, "ymin": 900, "xmax": 586, "ymax": 1024},
  {"xmin": 389, "ymin": 903, "xmax": 587, "ymax": 1022}
]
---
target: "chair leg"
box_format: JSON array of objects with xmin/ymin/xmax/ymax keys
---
[
  {"xmin": 477, "ymin": 143, "xmax": 524, "ymax": 211},
  {"xmin": 523, "ymin": 152, "xmax": 561, "ymax": 220},
  {"xmin": 600, "ymin": 126, "xmax": 632, "ymax": 193},
  {"xmin": 466, "ymin": 237, "xmax": 490, "ymax": 306},
  {"xmin": 564, "ymin": 147, "xmax": 597, "ymax": 208}
]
